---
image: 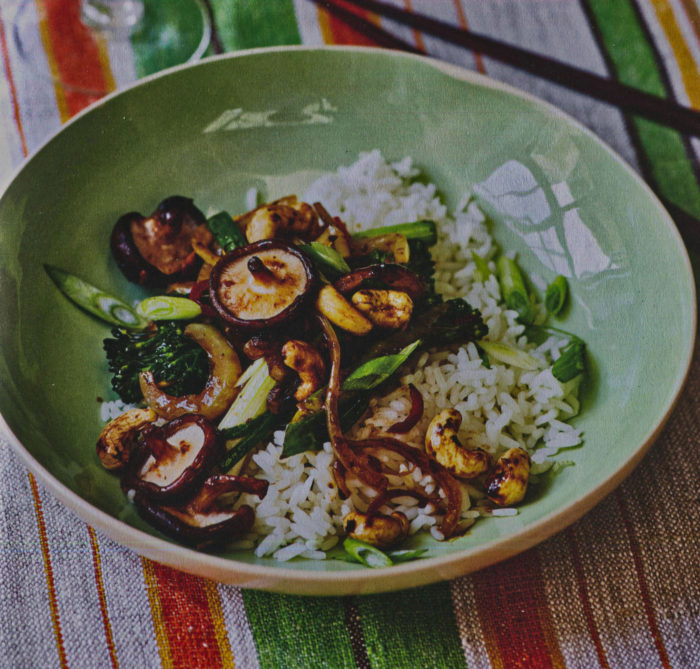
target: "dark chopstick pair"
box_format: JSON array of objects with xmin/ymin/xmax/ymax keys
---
[{"xmin": 311, "ymin": 0, "xmax": 700, "ymax": 249}]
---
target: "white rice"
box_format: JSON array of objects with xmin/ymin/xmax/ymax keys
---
[{"xmin": 233, "ymin": 150, "xmax": 583, "ymax": 558}]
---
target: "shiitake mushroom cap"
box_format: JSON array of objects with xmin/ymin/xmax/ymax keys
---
[
  {"xmin": 209, "ymin": 240, "xmax": 318, "ymax": 332},
  {"xmin": 123, "ymin": 414, "xmax": 222, "ymax": 504},
  {"xmin": 110, "ymin": 196, "xmax": 207, "ymax": 288}
]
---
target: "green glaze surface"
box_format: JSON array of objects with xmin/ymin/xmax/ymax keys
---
[{"xmin": 0, "ymin": 47, "xmax": 694, "ymax": 594}]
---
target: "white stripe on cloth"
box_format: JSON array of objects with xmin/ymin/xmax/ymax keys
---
[
  {"xmin": 450, "ymin": 575, "xmax": 493, "ymax": 669},
  {"xmin": 293, "ymin": 0, "xmax": 325, "ymax": 45},
  {"xmin": 456, "ymin": 0, "xmax": 643, "ymax": 173},
  {"xmin": 0, "ymin": 0, "xmax": 63, "ymax": 152},
  {"xmin": 0, "ymin": 442, "xmax": 61, "ymax": 668},
  {"xmin": 34, "ymin": 481, "xmax": 119, "ymax": 668},
  {"xmin": 105, "ymin": 34, "xmax": 138, "ymax": 90},
  {"xmin": 96, "ymin": 532, "xmax": 162, "ymax": 667},
  {"xmin": 571, "ymin": 495, "xmax": 669, "ymax": 669},
  {"xmin": 217, "ymin": 584, "xmax": 261, "ymax": 669},
  {"xmin": 538, "ymin": 532, "xmax": 606, "ymax": 669}
]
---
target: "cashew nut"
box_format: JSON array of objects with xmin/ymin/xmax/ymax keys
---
[
  {"xmin": 343, "ymin": 510, "xmax": 409, "ymax": 548},
  {"xmin": 425, "ymin": 409, "xmax": 491, "ymax": 479},
  {"xmin": 485, "ymin": 447, "xmax": 530, "ymax": 506},
  {"xmin": 282, "ymin": 339, "xmax": 327, "ymax": 401},
  {"xmin": 245, "ymin": 199, "xmax": 318, "ymax": 243},
  {"xmin": 351, "ymin": 289, "xmax": 413, "ymax": 329},
  {"xmin": 315, "ymin": 284, "xmax": 373, "ymax": 335},
  {"xmin": 97, "ymin": 407, "xmax": 157, "ymax": 471},
  {"xmin": 353, "ymin": 233, "xmax": 410, "ymax": 263}
]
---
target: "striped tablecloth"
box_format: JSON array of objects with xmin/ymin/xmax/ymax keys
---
[{"xmin": 1, "ymin": 1, "xmax": 699, "ymax": 667}]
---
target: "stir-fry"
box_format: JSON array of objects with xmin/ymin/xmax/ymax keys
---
[{"xmin": 47, "ymin": 152, "xmax": 586, "ymax": 566}]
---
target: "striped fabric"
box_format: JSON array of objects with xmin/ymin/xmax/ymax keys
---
[{"xmin": 1, "ymin": 1, "xmax": 699, "ymax": 666}]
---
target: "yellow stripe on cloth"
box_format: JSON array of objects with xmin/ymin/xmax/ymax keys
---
[
  {"xmin": 649, "ymin": 0, "xmax": 700, "ymax": 108},
  {"xmin": 88, "ymin": 528, "xmax": 120, "ymax": 669},
  {"xmin": 204, "ymin": 580, "xmax": 236, "ymax": 668},
  {"xmin": 141, "ymin": 558, "xmax": 174, "ymax": 667}
]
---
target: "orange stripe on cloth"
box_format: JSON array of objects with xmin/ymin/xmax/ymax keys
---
[
  {"xmin": 317, "ymin": 1, "xmax": 382, "ymax": 46},
  {"xmin": 142, "ymin": 559, "xmax": 230, "ymax": 668},
  {"xmin": 28, "ymin": 474, "xmax": 69, "ymax": 669},
  {"xmin": 453, "ymin": 0, "xmax": 486, "ymax": 74},
  {"xmin": 649, "ymin": 0, "xmax": 700, "ymax": 108},
  {"xmin": 402, "ymin": 0, "xmax": 426, "ymax": 53},
  {"xmin": 472, "ymin": 549, "xmax": 565, "ymax": 669},
  {"xmin": 0, "ymin": 6, "xmax": 28, "ymax": 156},
  {"xmin": 88, "ymin": 528, "xmax": 119, "ymax": 669},
  {"xmin": 615, "ymin": 490, "xmax": 672, "ymax": 668},
  {"xmin": 35, "ymin": 0, "xmax": 115, "ymax": 120},
  {"xmin": 566, "ymin": 527, "xmax": 610, "ymax": 668}
]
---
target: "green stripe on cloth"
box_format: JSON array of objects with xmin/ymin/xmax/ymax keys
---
[
  {"xmin": 358, "ymin": 584, "xmax": 465, "ymax": 669},
  {"xmin": 242, "ymin": 592, "xmax": 356, "ymax": 668},
  {"xmin": 584, "ymin": 0, "xmax": 700, "ymax": 218},
  {"xmin": 209, "ymin": 0, "xmax": 301, "ymax": 51}
]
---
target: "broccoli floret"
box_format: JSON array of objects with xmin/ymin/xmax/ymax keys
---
[{"xmin": 103, "ymin": 321, "xmax": 210, "ymax": 403}]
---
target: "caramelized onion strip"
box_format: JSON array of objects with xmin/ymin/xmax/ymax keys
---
[{"xmin": 388, "ymin": 384, "xmax": 424, "ymax": 434}]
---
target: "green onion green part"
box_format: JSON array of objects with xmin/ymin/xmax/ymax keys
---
[
  {"xmin": 342, "ymin": 538, "xmax": 393, "ymax": 568},
  {"xmin": 352, "ymin": 220, "xmax": 437, "ymax": 246},
  {"xmin": 471, "ymin": 251, "xmax": 492, "ymax": 283},
  {"xmin": 544, "ymin": 275, "xmax": 568, "ymax": 316},
  {"xmin": 298, "ymin": 242, "xmax": 351, "ymax": 279},
  {"xmin": 496, "ymin": 255, "xmax": 534, "ymax": 325},
  {"xmin": 136, "ymin": 296, "xmax": 202, "ymax": 321},
  {"xmin": 341, "ymin": 340, "xmax": 421, "ymax": 392},
  {"xmin": 207, "ymin": 211, "xmax": 247, "ymax": 252},
  {"xmin": 45, "ymin": 265, "xmax": 147, "ymax": 329}
]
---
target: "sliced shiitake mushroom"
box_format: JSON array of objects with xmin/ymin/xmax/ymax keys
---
[
  {"xmin": 133, "ymin": 474, "xmax": 268, "ymax": 548},
  {"xmin": 209, "ymin": 240, "xmax": 318, "ymax": 331},
  {"xmin": 110, "ymin": 196, "xmax": 209, "ymax": 288},
  {"xmin": 124, "ymin": 414, "xmax": 221, "ymax": 503}
]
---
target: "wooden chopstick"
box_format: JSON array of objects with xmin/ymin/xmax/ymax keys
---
[
  {"xmin": 312, "ymin": 0, "xmax": 700, "ymax": 249},
  {"xmin": 317, "ymin": 0, "xmax": 700, "ymax": 138}
]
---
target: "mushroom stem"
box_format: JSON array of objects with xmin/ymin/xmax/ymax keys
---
[{"xmin": 247, "ymin": 256, "xmax": 279, "ymax": 283}]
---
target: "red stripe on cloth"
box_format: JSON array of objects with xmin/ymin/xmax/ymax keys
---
[
  {"xmin": 472, "ymin": 550, "xmax": 564, "ymax": 669},
  {"xmin": 566, "ymin": 527, "xmax": 610, "ymax": 669},
  {"xmin": 38, "ymin": 0, "xmax": 109, "ymax": 116},
  {"xmin": 150, "ymin": 562, "xmax": 226, "ymax": 668},
  {"xmin": 88, "ymin": 528, "xmax": 119, "ymax": 669},
  {"xmin": 615, "ymin": 490, "xmax": 672, "ymax": 668},
  {"xmin": 28, "ymin": 474, "xmax": 69, "ymax": 669},
  {"xmin": 318, "ymin": 0, "xmax": 382, "ymax": 46},
  {"xmin": 0, "ymin": 5, "xmax": 28, "ymax": 156}
]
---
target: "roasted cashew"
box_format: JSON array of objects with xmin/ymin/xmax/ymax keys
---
[
  {"xmin": 281, "ymin": 339, "xmax": 327, "ymax": 401},
  {"xmin": 351, "ymin": 289, "xmax": 413, "ymax": 329},
  {"xmin": 97, "ymin": 407, "xmax": 157, "ymax": 471},
  {"xmin": 353, "ymin": 233, "xmax": 410, "ymax": 263},
  {"xmin": 245, "ymin": 199, "xmax": 318, "ymax": 243},
  {"xmin": 343, "ymin": 510, "xmax": 409, "ymax": 548},
  {"xmin": 485, "ymin": 447, "xmax": 530, "ymax": 506},
  {"xmin": 425, "ymin": 409, "xmax": 491, "ymax": 479},
  {"xmin": 315, "ymin": 284, "xmax": 373, "ymax": 335}
]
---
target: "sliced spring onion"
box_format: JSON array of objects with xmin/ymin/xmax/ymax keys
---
[
  {"xmin": 496, "ymin": 255, "xmax": 534, "ymax": 325},
  {"xmin": 136, "ymin": 296, "xmax": 201, "ymax": 321},
  {"xmin": 218, "ymin": 358, "xmax": 276, "ymax": 431},
  {"xmin": 207, "ymin": 211, "xmax": 247, "ymax": 252},
  {"xmin": 298, "ymin": 241, "xmax": 351, "ymax": 278},
  {"xmin": 341, "ymin": 340, "xmax": 421, "ymax": 392},
  {"xmin": 352, "ymin": 220, "xmax": 437, "ymax": 246},
  {"xmin": 471, "ymin": 251, "xmax": 491, "ymax": 283},
  {"xmin": 544, "ymin": 275, "xmax": 568, "ymax": 316},
  {"xmin": 551, "ymin": 339, "xmax": 586, "ymax": 382},
  {"xmin": 44, "ymin": 265, "xmax": 146, "ymax": 329},
  {"xmin": 342, "ymin": 537, "xmax": 393, "ymax": 568},
  {"xmin": 478, "ymin": 340, "xmax": 540, "ymax": 370}
]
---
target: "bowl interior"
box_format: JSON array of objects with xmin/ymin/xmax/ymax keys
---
[{"xmin": 0, "ymin": 48, "xmax": 694, "ymax": 585}]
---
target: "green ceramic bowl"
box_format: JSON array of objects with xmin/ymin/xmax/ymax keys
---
[{"xmin": 0, "ymin": 47, "xmax": 695, "ymax": 595}]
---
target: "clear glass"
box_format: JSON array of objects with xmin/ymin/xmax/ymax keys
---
[{"xmin": 11, "ymin": 0, "xmax": 211, "ymax": 98}]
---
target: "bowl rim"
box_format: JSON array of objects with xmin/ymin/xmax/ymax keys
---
[{"xmin": 1, "ymin": 45, "xmax": 696, "ymax": 595}]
